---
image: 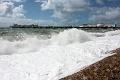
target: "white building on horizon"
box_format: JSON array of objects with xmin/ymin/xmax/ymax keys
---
[{"xmin": 79, "ymin": 24, "xmax": 117, "ymax": 27}]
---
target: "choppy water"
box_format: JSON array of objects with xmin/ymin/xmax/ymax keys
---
[
  {"xmin": 0, "ymin": 28, "xmax": 120, "ymax": 80},
  {"xmin": 0, "ymin": 28, "xmax": 60, "ymax": 41},
  {"xmin": 0, "ymin": 28, "xmax": 117, "ymax": 41}
]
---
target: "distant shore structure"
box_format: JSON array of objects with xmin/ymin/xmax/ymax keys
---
[
  {"xmin": 10, "ymin": 23, "xmax": 117, "ymax": 28},
  {"xmin": 80, "ymin": 24, "xmax": 117, "ymax": 27},
  {"xmin": 10, "ymin": 24, "xmax": 39, "ymax": 28}
]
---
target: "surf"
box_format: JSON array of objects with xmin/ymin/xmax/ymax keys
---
[{"xmin": 0, "ymin": 29, "xmax": 120, "ymax": 80}]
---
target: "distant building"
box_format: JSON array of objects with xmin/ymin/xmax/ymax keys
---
[
  {"xmin": 79, "ymin": 24, "xmax": 117, "ymax": 28},
  {"xmin": 97, "ymin": 24, "xmax": 104, "ymax": 27},
  {"xmin": 104, "ymin": 24, "xmax": 117, "ymax": 27},
  {"xmin": 88, "ymin": 24, "xmax": 97, "ymax": 27}
]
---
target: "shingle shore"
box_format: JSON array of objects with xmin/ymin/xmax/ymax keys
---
[{"xmin": 60, "ymin": 48, "xmax": 120, "ymax": 80}]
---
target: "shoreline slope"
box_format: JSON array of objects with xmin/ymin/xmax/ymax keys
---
[{"xmin": 60, "ymin": 48, "xmax": 120, "ymax": 80}]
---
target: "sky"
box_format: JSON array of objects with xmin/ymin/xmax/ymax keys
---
[{"xmin": 0, "ymin": 0, "xmax": 120, "ymax": 27}]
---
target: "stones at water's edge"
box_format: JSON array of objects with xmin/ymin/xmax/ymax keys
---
[{"xmin": 60, "ymin": 48, "xmax": 120, "ymax": 80}]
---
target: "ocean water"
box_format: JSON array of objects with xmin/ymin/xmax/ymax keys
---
[{"xmin": 0, "ymin": 28, "xmax": 120, "ymax": 80}]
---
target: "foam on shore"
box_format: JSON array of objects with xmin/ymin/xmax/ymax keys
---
[{"xmin": 0, "ymin": 29, "xmax": 120, "ymax": 80}]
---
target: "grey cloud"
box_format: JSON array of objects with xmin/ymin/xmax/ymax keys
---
[
  {"xmin": 90, "ymin": 7, "xmax": 120, "ymax": 21},
  {"xmin": 38, "ymin": 0, "xmax": 89, "ymax": 19},
  {"xmin": 37, "ymin": 0, "xmax": 120, "ymax": 20}
]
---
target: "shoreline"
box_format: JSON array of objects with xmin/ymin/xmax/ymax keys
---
[
  {"xmin": 60, "ymin": 48, "xmax": 120, "ymax": 80},
  {"xmin": 10, "ymin": 27, "xmax": 120, "ymax": 29}
]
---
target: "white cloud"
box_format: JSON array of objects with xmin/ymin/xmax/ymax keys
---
[
  {"xmin": 0, "ymin": 0, "xmax": 25, "ymax": 2},
  {"xmin": 90, "ymin": 7, "xmax": 120, "ymax": 21},
  {"xmin": 0, "ymin": 17, "xmax": 35, "ymax": 27},
  {"xmin": 0, "ymin": 0, "xmax": 28, "ymax": 27},
  {"xmin": 0, "ymin": 16, "xmax": 56, "ymax": 27},
  {"xmin": 7, "ymin": 4, "xmax": 25, "ymax": 18},
  {"xmin": 36, "ymin": 0, "xmax": 89, "ymax": 19},
  {"xmin": 0, "ymin": 0, "xmax": 56, "ymax": 27},
  {"xmin": 36, "ymin": 0, "xmax": 120, "ymax": 21},
  {"xmin": 0, "ymin": 2, "xmax": 14, "ymax": 16},
  {"xmin": 41, "ymin": 0, "xmax": 89, "ymax": 11},
  {"xmin": 0, "ymin": 3, "xmax": 8, "ymax": 15},
  {"xmin": 0, "ymin": 0, "xmax": 25, "ymax": 18}
]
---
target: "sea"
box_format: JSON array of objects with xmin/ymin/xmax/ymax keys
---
[
  {"xmin": 0, "ymin": 28, "xmax": 117, "ymax": 41},
  {"xmin": 0, "ymin": 28, "xmax": 120, "ymax": 80}
]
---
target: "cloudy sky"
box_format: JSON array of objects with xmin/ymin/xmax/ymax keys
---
[{"xmin": 0, "ymin": 0, "xmax": 120, "ymax": 27}]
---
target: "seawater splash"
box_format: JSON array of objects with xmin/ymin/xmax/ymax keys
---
[
  {"xmin": 105, "ymin": 30, "xmax": 120, "ymax": 36},
  {"xmin": 0, "ymin": 29, "xmax": 94, "ymax": 55},
  {"xmin": 51, "ymin": 29, "xmax": 93, "ymax": 45},
  {"xmin": 0, "ymin": 29, "xmax": 120, "ymax": 80}
]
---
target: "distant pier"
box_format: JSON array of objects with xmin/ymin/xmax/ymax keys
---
[{"xmin": 10, "ymin": 24, "xmax": 120, "ymax": 29}]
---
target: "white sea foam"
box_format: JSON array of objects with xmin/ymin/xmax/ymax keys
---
[
  {"xmin": 0, "ymin": 29, "xmax": 120, "ymax": 80},
  {"xmin": 51, "ymin": 29, "xmax": 93, "ymax": 45}
]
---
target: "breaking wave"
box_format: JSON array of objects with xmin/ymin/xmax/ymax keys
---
[
  {"xmin": 51, "ymin": 29, "xmax": 93, "ymax": 45},
  {"xmin": 0, "ymin": 29, "xmax": 94, "ymax": 55},
  {"xmin": 0, "ymin": 29, "xmax": 120, "ymax": 80}
]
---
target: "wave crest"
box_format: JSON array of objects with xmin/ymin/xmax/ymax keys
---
[{"xmin": 51, "ymin": 29, "xmax": 93, "ymax": 45}]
